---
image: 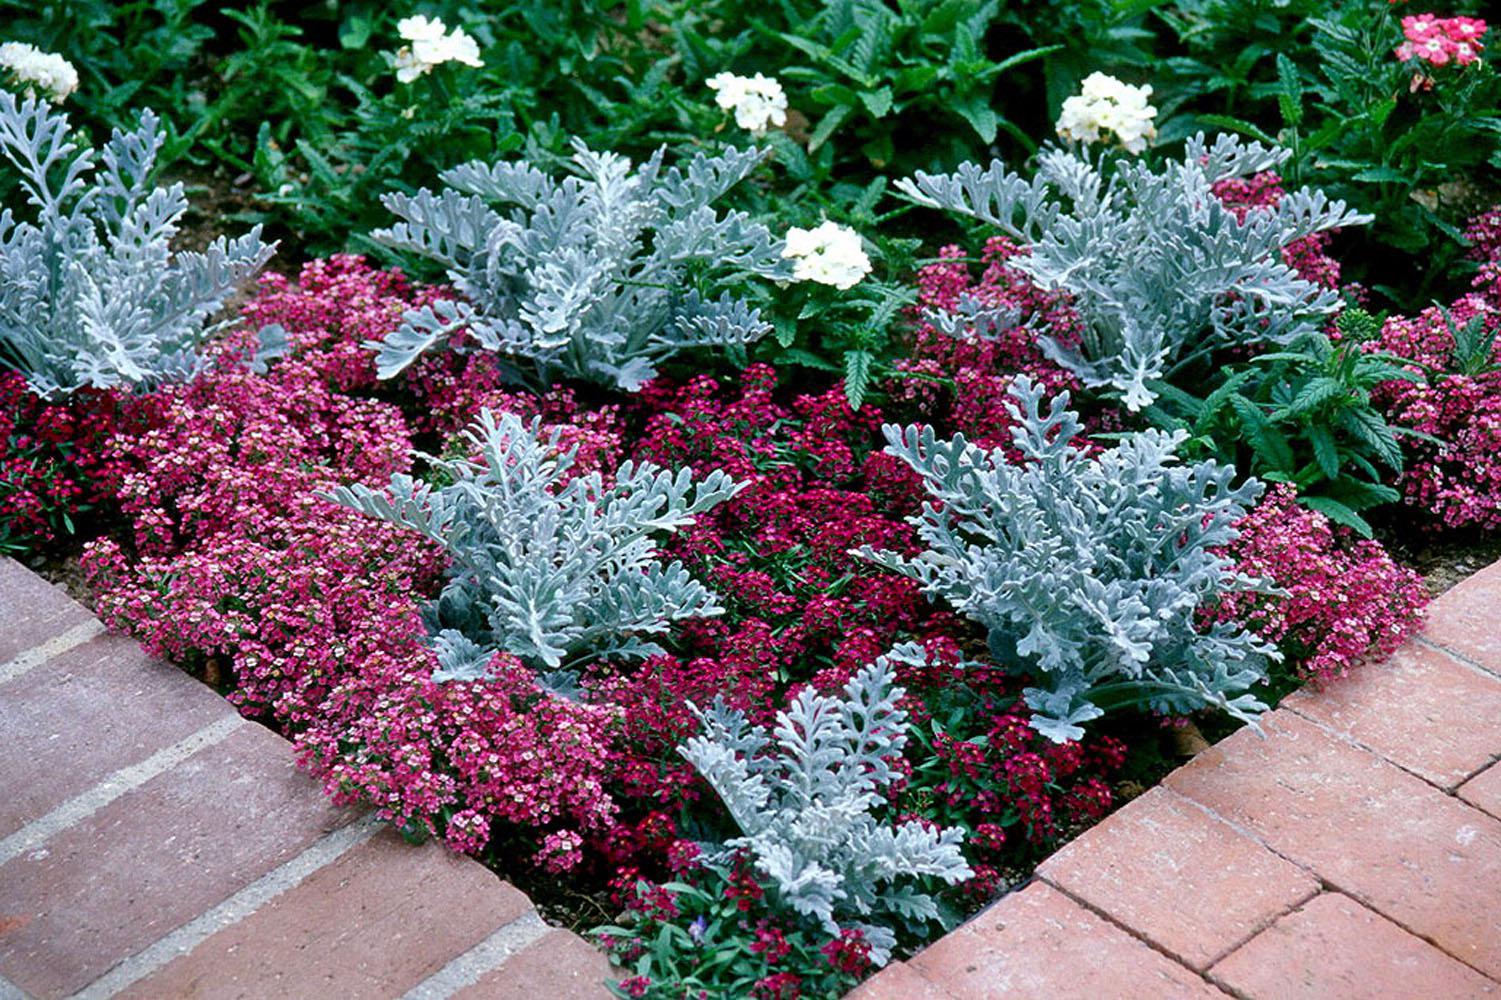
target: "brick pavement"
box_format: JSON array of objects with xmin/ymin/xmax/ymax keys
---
[{"xmin": 0, "ymin": 559, "xmax": 613, "ymax": 1000}]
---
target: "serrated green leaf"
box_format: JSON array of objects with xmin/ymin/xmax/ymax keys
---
[
  {"xmin": 844, "ymin": 349, "xmax": 874, "ymax": 409},
  {"xmin": 860, "ymin": 86, "xmax": 894, "ymax": 118},
  {"xmin": 1276, "ymin": 53, "xmax": 1303, "ymax": 128},
  {"xmin": 1307, "ymin": 424, "xmax": 1341, "ymax": 480},
  {"xmin": 808, "ymin": 104, "xmax": 853, "ymax": 151},
  {"xmin": 1301, "ymin": 496, "xmax": 1374, "ymax": 536}
]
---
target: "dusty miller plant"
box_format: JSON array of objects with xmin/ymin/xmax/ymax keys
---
[
  {"xmin": 328, "ymin": 410, "xmax": 744, "ymax": 684},
  {"xmin": 0, "ymin": 93, "xmax": 274, "ymax": 397},
  {"xmin": 368, "ymin": 140, "xmax": 788, "ymax": 390},
  {"xmin": 895, "ymin": 133, "xmax": 1370, "ymax": 410},
  {"xmin": 858, "ymin": 376, "xmax": 1277, "ymax": 742},
  {"xmin": 680, "ymin": 643, "xmax": 972, "ymax": 966}
]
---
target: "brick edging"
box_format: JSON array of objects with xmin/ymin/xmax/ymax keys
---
[
  {"xmin": 0, "ymin": 559, "xmax": 614, "ymax": 1000},
  {"xmin": 851, "ymin": 559, "xmax": 1501, "ymax": 999}
]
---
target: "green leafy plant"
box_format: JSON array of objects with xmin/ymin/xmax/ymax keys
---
[
  {"xmin": 251, "ymin": 64, "xmax": 524, "ymax": 256},
  {"xmin": 1167, "ymin": 0, "xmax": 1501, "ymax": 289},
  {"xmin": 761, "ymin": 0, "xmax": 1058, "ymax": 165},
  {"xmin": 1148, "ymin": 306, "xmax": 1424, "ymax": 535},
  {"xmin": 595, "ymin": 861, "xmax": 869, "ymax": 1000}
]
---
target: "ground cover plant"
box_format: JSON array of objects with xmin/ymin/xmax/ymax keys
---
[{"xmin": 3, "ymin": 2, "xmax": 1491, "ymax": 997}]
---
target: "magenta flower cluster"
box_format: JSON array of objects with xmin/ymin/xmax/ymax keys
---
[
  {"xmin": 1215, "ymin": 485, "xmax": 1427, "ymax": 682},
  {"xmin": 0, "ymin": 374, "xmax": 124, "ymax": 552},
  {"xmin": 81, "ymin": 257, "xmax": 623, "ymax": 866},
  {"xmin": 1367, "ymin": 209, "xmax": 1501, "ymax": 530}
]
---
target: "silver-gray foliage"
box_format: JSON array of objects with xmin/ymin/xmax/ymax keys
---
[
  {"xmin": 328, "ymin": 410, "xmax": 744, "ymax": 681},
  {"xmin": 0, "ymin": 93, "xmax": 274, "ymax": 397},
  {"xmin": 858, "ymin": 376, "xmax": 1277, "ymax": 742},
  {"xmin": 895, "ymin": 133, "xmax": 1370, "ymax": 410},
  {"xmin": 680, "ymin": 644, "xmax": 971, "ymax": 965},
  {"xmin": 368, "ymin": 140, "xmax": 787, "ymax": 390}
]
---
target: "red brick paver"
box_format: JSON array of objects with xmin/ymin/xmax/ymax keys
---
[
  {"xmin": 1423, "ymin": 560, "xmax": 1501, "ymax": 674},
  {"xmin": 0, "ymin": 559, "xmax": 95, "ymax": 663},
  {"xmin": 0, "ymin": 633, "xmax": 236, "ymax": 837},
  {"xmin": 1209, "ymin": 892, "xmax": 1498, "ymax": 1000},
  {"xmin": 454, "ymin": 929, "xmax": 619, "ymax": 1000},
  {"xmin": 0, "ymin": 559, "xmax": 611, "ymax": 1000},
  {"xmin": 1166, "ymin": 710, "xmax": 1501, "ymax": 978},
  {"xmin": 1036, "ymin": 786, "xmax": 1317, "ymax": 970},
  {"xmin": 0, "ymin": 724, "xmax": 358, "ymax": 998},
  {"xmin": 845, "ymin": 961, "xmax": 958, "ymax": 1000},
  {"xmin": 119, "ymin": 829, "xmax": 534, "ymax": 1000},
  {"xmin": 908, "ymin": 882, "xmax": 1228, "ymax": 999},
  {"xmin": 1283, "ymin": 642, "xmax": 1501, "ymax": 788},
  {"xmin": 1461, "ymin": 762, "xmax": 1501, "ymax": 820},
  {"xmin": 854, "ymin": 558, "xmax": 1501, "ymax": 998}
]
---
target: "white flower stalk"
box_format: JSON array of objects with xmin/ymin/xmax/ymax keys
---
[
  {"xmin": 0, "ymin": 42, "xmax": 79, "ymax": 103},
  {"xmin": 782, "ymin": 221, "xmax": 872, "ymax": 290},
  {"xmin": 392, "ymin": 15, "xmax": 482, "ymax": 83},
  {"xmin": 1056, "ymin": 72, "xmax": 1158, "ymax": 154},
  {"xmin": 706, "ymin": 72, "xmax": 788, "ymax": 136}
]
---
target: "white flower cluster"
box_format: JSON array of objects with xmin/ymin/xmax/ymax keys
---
[
  {"xmin": 1056, "ymin": 72, "xmax": 1158, "ymax": 154},
  {"xmin": 392, "ymin": 15, "xmax": 482, "ymax": 83},
  {"xmin": 782, "ymin": 221, "xmax": 871, "ymax": 290},
  {"xmin": 706, "ymin": 72, "xmax": 788, "ymax": 136},
  {"xmin": 0, "ymin": 42, "xmax": 79, "ymax": 103}
]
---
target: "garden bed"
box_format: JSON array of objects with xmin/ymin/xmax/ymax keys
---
[{"xmin": 3, "ymin": 2, "xmax": 1499, "ymax": 997}]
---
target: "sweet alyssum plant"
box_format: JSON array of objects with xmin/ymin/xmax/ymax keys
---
[
  {"xmin": 680, "ymin": 643, "xmax": 971, "ymax": 966},
  {"xmin": 0, "ymin": 92, "xmax": 274, "ymax": 397},
  {"xmin": 329, "ymin": 410, "xmax": 743, "ymax": 683},
  {"xmin": 895, "ymin": 133, "xmax": 1369, "ymax": 410},
  {"xmin": 860, "ymin": 376, "xmax": 1277, "ymax": 742},
  {"xmin": 368, "ymin": 141, "xmax": 787, "ymax": 390}
]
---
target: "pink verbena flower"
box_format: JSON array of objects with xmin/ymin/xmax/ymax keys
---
[{"xmin": 1395, "ymin": 14, "xmax": 1487, "ymax": 68}]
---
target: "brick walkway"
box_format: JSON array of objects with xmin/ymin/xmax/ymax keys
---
[
  {"xmin": 853, "ymin": 560, "xmax": 1501, "ymax": 999},
  {"xmin": 0, "ymin": 559, "xmax": 613, "ymax": 1000}
]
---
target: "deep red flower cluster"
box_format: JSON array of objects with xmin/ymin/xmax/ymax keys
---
[
  {"xmin": 0, "ymin": 373, "xmax": 124, "ymax": 553},
  {"xmin": 915, "ymin": 694, "xmax": 1124, "ymax": 898}
]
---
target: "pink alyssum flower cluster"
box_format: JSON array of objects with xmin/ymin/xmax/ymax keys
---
[
  {"xmin": 1216, "ymin": 485, "xmax": 1427, "ymax": 682},
  {"xmin": 1366, "ymin": 207, "xmax": 1501, "ymax": 530},
  {"xmin": 82, "ymin": 257, "xmax": 624, "ymax": 866}
]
